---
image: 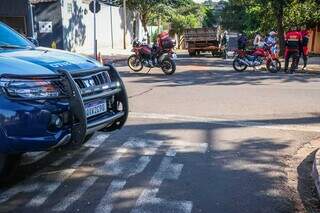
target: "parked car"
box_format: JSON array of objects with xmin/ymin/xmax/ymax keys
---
[{"xmin": 0, "ymin": 22, "xmax": 128, "ymax": 181}]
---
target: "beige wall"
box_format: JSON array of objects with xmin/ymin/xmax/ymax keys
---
[{"xmin": 309, "ymin": 25, "xmax": 320, "ymax": 54}]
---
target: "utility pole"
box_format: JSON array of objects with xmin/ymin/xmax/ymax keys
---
[
  {"xmin": 123, "ymin": 0, "xmax": 127, "ymax": 49},
  {"xmin": 93, "ymin": 0, "xmax": 97, "ymax": 59},
  {"xmin": 28, "ymin": 2, "xmax": 35, "ymax": 38},
  {"xmin": 110, "ymin": 6, "xmax": 114, "ymax": 49}
]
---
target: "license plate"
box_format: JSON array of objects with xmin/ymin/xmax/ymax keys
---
[{"xmin": 85, "ymin": 100, "xmax": 107, "ymax": 118}]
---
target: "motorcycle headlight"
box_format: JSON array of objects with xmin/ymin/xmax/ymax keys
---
[{"xmin": 0, "ymin": 78, "xmax": 62, "ymax": 99}]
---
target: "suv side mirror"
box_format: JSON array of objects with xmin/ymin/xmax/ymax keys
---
[{"xmin": 27, "ymin": 37, "xmax": 39, "ymax": 47}]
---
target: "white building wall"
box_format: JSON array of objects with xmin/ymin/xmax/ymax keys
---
[{"xmin": 60, "ymin": 0, "xmax": 144, "ymax": 53}]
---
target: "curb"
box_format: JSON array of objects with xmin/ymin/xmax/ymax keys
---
[
  {"xmin": 103, "ymin": 56, "xmax": 128, "ymax": 64},
  {"xmin": 312, "ymin": 148, "xmax": 320, "ymax": 197}
]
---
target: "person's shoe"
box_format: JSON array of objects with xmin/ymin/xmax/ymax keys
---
[
  {"xmin": 148, "ymin": 60, "xmax": 154, "ymax": 68},
  {"xmin": 302, "ymin": 66, "xmax": 307, "ymax": 71}
]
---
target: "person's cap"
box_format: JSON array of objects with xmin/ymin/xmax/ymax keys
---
[{"xmin": 269, "ymin": 31, "xmax": 277, "ymax": 36}]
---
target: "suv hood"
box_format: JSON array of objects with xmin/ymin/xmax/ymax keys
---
[{"xmin": 0, "ymin": 47, "xmax": 102, "ymax": 76}]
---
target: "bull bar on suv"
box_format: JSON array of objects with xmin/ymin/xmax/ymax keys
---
[{"xmin": 0, "ymin": 65, "xmax": 128, "ymax": 149}]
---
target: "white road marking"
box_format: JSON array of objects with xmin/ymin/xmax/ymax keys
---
[
  {"xmin": 84, "ymin": 134, "xmax": 110, "ymax": 148},
  {"xmin": 165, "ymin": 149, "xmax": 177, "ymax": 157},
  {"xmin": 52, "ymin": 176, "xmax": 98, "ymax": 212},
  {"xmin": 26, "ymin": 147, "xmax": 96, "ymax": 207},
  {"xmin": 0, "ymin": 184, "xmax": 40, "ymax": 203},
  {"xmin": 95, "ymin": 180, "xmax": 127, "ymax": 213},
  {"xmin": 168, "ymin": 140, "xmax": 208, "ymax": 154},
  {"xmin": 95, "ymin": 138, "xmax": 162, "ymax": 177},
  {"xmin": 131, "ymin": 188, "xmax": 193, "ymax": 213},
  {"xmin": 130, "ymin": 112, "xmax": 320, "ymax": 133},
  {"xmin": 150, "ymin": 157, "xmax": 183, "ymax": 187},
  {"xmin": 126, "ymin": 156, "xmax": 151, "ymax": 178},
  {"xmin": 132, "ymin": 155, "xmax": 192, "ymax": 213},
  {"xmin": 50, "ymin": 153, "xmax": 74, "ymax": 167},
  {"xmin": 51, "ymin": 134, "xmax": 110, "ymax": 167},
  {"xmin": 21, "ymin": 151, "xmax": 49, "ymax": 166}
]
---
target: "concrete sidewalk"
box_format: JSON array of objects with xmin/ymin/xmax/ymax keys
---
[
  {"xmin": 79, "ymin": 48, "xmax": 131, "ymax": 64},
  {"xmin": 80, "ymin": 47, "xmax": 320, "ymax": 72},
  {"xmin": 304, "ymin": 57, "xmax": 320, "ymax": 73}
]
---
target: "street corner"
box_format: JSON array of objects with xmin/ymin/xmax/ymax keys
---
[{"xmin": 313, "ymin": 146, "xmax": 320, "ymax": 197}]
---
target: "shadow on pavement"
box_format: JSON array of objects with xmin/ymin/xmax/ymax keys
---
[
  {"xmin": 297, "ymin": 150, "xmax": 320, "ymax": 213},
  {"xmin": 103, "ymin": 120, "xmax": 295, "ymax": 213},
  {"xmin": 119, "ymin": 57, "xmax": 320, "ymax": 87},
  {"xmin": 3, "ymin": 115, "xmax": 320, "ymax": 212}
]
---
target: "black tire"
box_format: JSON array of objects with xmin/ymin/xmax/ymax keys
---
[
  {"xmin": 233, "ymin": 56, "xmax": 247, "ymax": 72},
  {"xmin": 161, "ymin": 59, "xmax": 176, "ymax": 75},
  {"xmin": 83, "ymin": 133, "xmax": 94, "ymax": 143},
  {"xmin": 127, "ymin": 55, "xmax": 143, "ymax": 72},
  {"xmin": 102, "ymin": 66, "xmax": 129, "ymax": 132},
  {"xmin": 266, "ymin": 59, "xmax": 281, "ymax": 73},
  {"xmin": 0, "ymin": 154, "xmax": 21, "ymax": 183},
  {"xmin": 189, "ymin": 51, "xmax": 196, "ymax": 57}
]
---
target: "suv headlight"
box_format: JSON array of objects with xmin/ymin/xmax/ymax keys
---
[{"xmin": 0, "ymin": 79, "xmax": 62, "ymax": 99}]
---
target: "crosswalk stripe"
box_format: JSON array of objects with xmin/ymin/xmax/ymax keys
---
[
  {"xmin": 52, "ymin": 176, "xmax": 98, "ymax": 212},
  {"xmin": 95, "ymin": 138, "xmax": 162, "ymax": 177},
  {"xmin": 132, "ymin": 188, "xmax": 193, "ymax": 213},
  {"xmin": 21, "ymin": 152, "xmax": 49, "ymax": 166},
  {"xmin": 84, "ymin": 134, "xmax": 110, "ymax": 148},
  {"xmin": 0, "ymin": 183, "xmax": 40, "ymax": 204},
  {"xmin": 26, "ymin": 147, "xmax": 96, "ymax": 207},
  {"xmin": 132, "ymin": 154, "xmax": 192, "ymax": 213},
  {"xmin": 150, "ymin": 157, "xmax": 183, "ymax": 187},
  {"xmin": 51, "ymin": 133, "xmax": 110, "ymax": 167},
  {"xmin": 95, "ymin": 180, "xmax": 126, "ymax": 213}
]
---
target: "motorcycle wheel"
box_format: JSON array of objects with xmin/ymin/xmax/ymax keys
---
[
  {"xmin": 161, "ymin": 58, "xmax": 176, "ymax": 75},
  {"xmin": 128, "ymin": 55, "xmax": 143, "ymax": 72},
  {"xmin": 0, "ymin": 154, "xmax": 21, "ymax": 184},
  {"xmin": 266, "ymin": 59, "xmax": 281, "ymax": 73},
  {"xmin": 233, "ymin": 56, "xmax": 247, "ymax": 72}
]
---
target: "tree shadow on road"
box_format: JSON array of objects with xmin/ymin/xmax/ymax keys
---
[
  {"xmin": 2, "ymin": 115, "xmax": 320, "ymax": 212},
  {"xmin": 104, "ymin": 120, "xmax": 297, "ymax": 213},
  {"xmin": 120, "ymin": 57, "xmax": 320, "ymax": 87},
  {"xmin": 297, "ymin": 150, "xmax": 320, "ymax": 213}
]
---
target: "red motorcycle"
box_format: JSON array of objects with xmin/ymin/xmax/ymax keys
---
[
  {"xmin": 127, "ymin": 39, "xmax": 177, "ymax": 75},
  {"xmin": 233, "ymin": 44, "xmax": 281, "ymax": 73}
]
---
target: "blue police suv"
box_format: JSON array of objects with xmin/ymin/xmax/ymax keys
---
[{"xmin": 0, "ymin": 22, "xmax": 128, "ymax": 181}]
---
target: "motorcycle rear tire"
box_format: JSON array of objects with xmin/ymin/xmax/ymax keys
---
[
  {"xmin": 266, "ymin": 59, "xmax": 281, "ymax": 73},
  {"xmin": 233, "ymin": 57, "xmax": 247, "ymax": 72},
  {"xmin": 128, "ymin": 55, "xmax": 143, "ymax": 72}
]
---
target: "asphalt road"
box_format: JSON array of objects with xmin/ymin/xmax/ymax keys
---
[{"xmin": 1, "ymin": 54, "xmax": 320, "ymax": 213}]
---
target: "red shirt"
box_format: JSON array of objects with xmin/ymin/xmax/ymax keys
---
[
  {"xmin": 300, "ymin": 30, "xmax": 310, "ymax": 47},
  {"xmin": 285, "ymin": 31, "xmax": 302, "ymax": 51}
]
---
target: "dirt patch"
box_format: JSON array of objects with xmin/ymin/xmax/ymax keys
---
[{"xmin": 285, "ymin": 138, "xmax": 320, "ymax": 212}]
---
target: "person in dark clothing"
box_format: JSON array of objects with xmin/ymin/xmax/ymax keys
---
[
  {"xmin": 299, "ymin": 25, "xmax": 310, "ymax": 70},
  {"xmin": 284, "ymin": 26, "xmax": 302, "ymax": 73},
  {"xmin": 237, "ymin": 33, "xmax": 247, "ymax": 50}
]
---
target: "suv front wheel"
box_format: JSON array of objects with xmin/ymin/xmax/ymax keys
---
[{"xmin": 0, "ymin": 153, "xmax": 21, "ymax": 183}]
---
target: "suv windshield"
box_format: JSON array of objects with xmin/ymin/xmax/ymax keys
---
[{"xmin": 0, "ymin": 22, "xmax": 34, "ymax": 49}]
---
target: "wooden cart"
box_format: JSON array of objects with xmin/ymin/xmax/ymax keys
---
[{"xmin": 184, "ymin": 28, "xmax": 221, "ymax": 57}]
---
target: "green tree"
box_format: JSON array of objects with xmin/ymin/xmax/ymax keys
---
[
  {"xmin": 284, "ymin": 0, "xmax": 320, "ymax": 28},
  {"xmin": 121, "ymin": 0, "xmax": 167, "ymax": 43}
]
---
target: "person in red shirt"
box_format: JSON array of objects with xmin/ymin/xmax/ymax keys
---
[
  {"xmin": 284, "ymin": 26, "xmax": 302, "ymax": 73},
  {"xmin": 157, "ymin": 31, "xmax": 169, "ymax": 48},
  {"xmin": 299, "ymin": 25, "xmax": 310, "ymax": 70}
]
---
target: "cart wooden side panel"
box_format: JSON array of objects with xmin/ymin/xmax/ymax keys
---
[{"xmin": 184, "ymin": 28, "xmax": 220, "ymax": 55}]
